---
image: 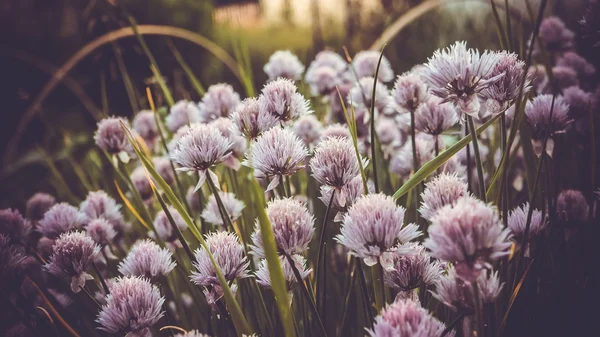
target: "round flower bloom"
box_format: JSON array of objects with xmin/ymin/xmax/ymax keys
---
[
  {"xmin": 310, "ymin": 137, "xmax": 368, "ymax": 206},
  {"xmin": 563, "ymin": 86, "xmax": 593, "ymax": 119},
  {"xmin": 131, "ymin": 166, "xmax": 153, "ymax": 201},
  {"xmin": 305, "ymin": 66, "xmax": 341, "ymax": 97},
  {"xmin": 153, "ymin": 156, "xmax": 176, "ymax": 185},
  {"xmin": 153, "ymin": 206, "xmax": 187, "ymax": 243},
  {"xmin": 231, "ymin": 97, "xmax": 278, "ymax": 140},
  {"xmin": 80, "ymin": 190, "xmax": 127, "ymax": 233},
  {"xmin": 319, "ymin": 176, "xmax": 367, "ymax": 222},
  {"xmin": 376, "ymin": 118, "xmax": 404, "ymax": 149},
  {"xmin": 419, "ymin": 173, "xmax": 469, "ymax": 221},
  {"xmin": 25, "ymin": 192, "xmax": 56, "ymax": 221},
  {"xmin": 96, "ymin": 276, "xmax": 164, "ymax": 336},
  {"xmin": 431, "ymin": 266, "xmax": 503, "ymax": 313},
  {"xmin": 508, "ymin": 202, "xmax": 546, "ymax": 240},
  {"xmin": 191, "ymin": 231, "xmax": 250, "ymax": 287},
  {"xmin": 424, "ymin": 196, "xmax": 512, "ymax": 281},
  {"xmin": 250, "ymin": 198, "xmax": 315, "ymax": 258},
  {"xmin": 352, "ymin": 50, "xmax": 394, "ymax": 82},
  {"xmin": 383, "ymin": 243, "xmax": 443, "ymax": 292},
  {"xmin": 208, "ymin": 117, "xmax": 247, "ymax": 170},
  {"xmin": 550, "ymin": 66, "xmax": 579, "ymax": 91},
  {"xmin": 86, "ymin": 218, "xmax": 117, "ymax": 247},
  {"xmin": 94, "ymin": 117, "xmax": 133, "ymax": 156},
  {"xmin": 347, "ymin": 76, "xmax": 391, "ymax": 115},
  {"xmin": 414, "ymin": 98, "xmax": 458, "ymax": 135},
  {"xmin": 321, "ymin": 123, "xmax": 352, "ymax": 140},
  {"xmin": 166, "ymin": 100, "xmax": 202, "ymax": 132},
  {"xmin": 258, "ymin": 78, "xmax": 311, "ymax": 123},
  {"xmin": 38, "ymin": 203, "xmax": 87, "ymax": 239},
  {"xmin": 0, "ymin": 234, "xmax": 26, "ymax": 281},
  {"xmin": 171, "ymin": 123, "xmax": 232, "ymax": 191},
  {"xmin": 244, "ymin": 127, "xmax": 308, "ymax": 191},
  {"xmin": 118, "ymin": 239, "xmax": 176, "ymax": 282},
  {"xmin": 198, "ymin": 83, "xmax": 241, "ymax": 122},
  {"xmin": 201, "ymin": 192, "xmax": 245, "ymax": 226},
  {"xmin": 336, "ymin": 193, "xmax": 421, "ymax": 267},
  {"xmin": 556, "ymin": 51, "xmax": 596, "ymax": 78},
  {"xmin": 480, "ymin": 51, "xmax": 529, "ymax": 114},
  {"xmin": 389, "ymin": 135, "xmax": 439, "ymax": 177},
  {"xmin": 421, "ymin": 41, "xmax": 503, "ymax": 118},
  {"xmin": 44, "ymin": 231, "xmax": 100, "ymax": 292},
  {"xmin": 264, "ymin": 50, "xmax": 305, "ymax": 81},
  {"xmin": 525, "ymin": 94, "xmax": 571, "ymax": 157},
  {"xmin": 556, "ymin": 189, "xmax": 589, "ymax": 222},
  {"xmin": 390, "ymin": 72, "xmax": 430, "ymax": 113},
  {"xmin": 306, "ymin": 50, "xmax": 347, "ymax": 75},
  {"xmin": 0, "ymin": 208, "xmax": 31, "ymax": 242},
  {"xmin": 367, "ymin": 298, "xmax": 451, "ymax": 337},
  {"xmin": 132, "ymin": 110, "xmax": 159, "ymax": 146},
  {"xmin": 255, "ymin": 254, "xmax": 311, "ymax": 291},
  {"xmin": 537, "ymin": 16, "xmax": 575, "ymax": 54},
  {"xmin": 292, "ymin": 114, "xmax": 323, "ymax": 146}
]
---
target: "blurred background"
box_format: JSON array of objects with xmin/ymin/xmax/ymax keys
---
[{"xmin": 0, "ymin": 0, "xmax": 594, "ymax": 208}]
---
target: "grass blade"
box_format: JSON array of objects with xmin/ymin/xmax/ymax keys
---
[
  {"xmin": 167, "ymin": 38, "xmax": 206, "ymax": 96},
  {"xmin": 500, "ymin": 260, "xmax": 533, "ymax": 335},
  {"xmin": 114, "ymin": 180, "xmax": 152, "ymax": 231}
]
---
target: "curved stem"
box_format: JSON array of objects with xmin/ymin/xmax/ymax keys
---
[{"xmin": 467, "ymin": 116, "xmax": 487, "ymax": 202}]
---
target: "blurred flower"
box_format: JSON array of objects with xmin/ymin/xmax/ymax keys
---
[
  {"xmin": 150, "ymin": 156, "xmax": 175, "ymax": 186},
  {"xmin": 45, "ymin": 231, "xmax": 100, "ymax": 292},
  {"xmin": 390, "ymin": 72, "xmax": 430, "ymax": 113},
  {"xmin": 367, "ymin": 298, "xmax": 451, "ymax": 337},
  {"xmin": 525, "ymin": 94, "xmax": 571, "ymax": 157},
  {"xmin": 131, "ymin": 166, "xmax": 153, "ymax": 201},
  {"xmin": 556, "ymin": 51, "xmax": 596, "ymax": 78},
  {"xmin": 321, "ymin": 123, "xmax": 352, "ymax": 140},
  {"xmin": 330, "ymin": 83, "xmax": 353, "ymax": 121},
  {"xmin": 414, "ymin": 98, "xmax": 458, "ymax": 135},
  {"xmin": 255, "ymin": 254, "xmax": 311, "ymax": 291},
  {"xmin": 171, "ymin": 123, "xmax": 232, "ymax": 191},
  {"xmin": 376, "ymin": 118, "xmax": 404, "ymax": 150},
  {"xmin": 250, "ymin": 198, "xmax": 315, "ymax": 258},
  {"xmin": 336, "ymin": 193, "xmax": 420, "ymax": 267},
  {"xmin": 132, "ymin": 110, "xmax": 159, "ymax": 150},
  {"xmin": 422, "ymin": 41, "xmax": 503, "ymax": 118},
  {"xmin": 96, "ymin": 276, "xmax": 164, "ymax": 336},
  {"xmin": 38, "ymin": 203, "xmax": 86, "ymax": 239},
  {"xmin": 352, "ymin": 50, "xmax": 394, "ymax": 82},
  {"xmin": 480, "ymin": 52, "xmax": 529, "ymax": 114},
  {"xmin": 198, "ymin": 83, "xmax": 240, "ymax": 122},
  {"xmin": 419, "ymin": 173, "xmax": 469, "ymax": 221},
  {"xmin": 508, "ymin": 203, "xmax": 546, "ymax": 256},
  {"xmin": 431, "ymin": 266, "xmax": 503, "ymax": 313},
  {"xmin": 118, "ymin": 239, "xmax": 176, "ymax": 282},
  {"xmin": 231, "ymin": 97, "xmax": 278, "ymax": 140},
  {"xmin": 306, "ymin": 66, "xmax": 341, "ymax": 97},
  {"xmin": 536, "ymin": 16, "xmax": 575, "ymax": 54},
  {"xmin": 86, "ymin": 218, "xmax": 116, "ymax": 247},
  {"xmin": 319, "ymin": 176, "xmax": 367, "ymax": 222},
  {"xmin": 208, "ymin": 117, "xmax": 247, "ymax": 170},
  {"xmin": 292, "ymin": 114, "xmax": 323, "ymax": 146},
  {"xmin": 557, "ymin": 189, "xmax": 589, "ymax": 222},
  {"xmin": 310, "ymin": 137, "xmax": 368, "ymax": 206},
  {"xmin": 191, "ymin": 231, "xmax": 249, "ymax": 288},
  {"xmin": 384, "ymin": 243, "xmax": 442, "ymax": 291},
  {"xmin": 528, "ymin": 64, "xmax": 549, "ymax": 94},
  {"xmin": 389, "ymin": 135, "xmax": 438, "ymax": 177},
  {"xmin": 264, "ymin": 50, "xmax": 305, "ymax": 81},
  {"xmin": 425, "ymin": 196, "xmax": 511, "ymax": 281},
  {"xmin": 201, "ymin": 192, "xmax": 245, "ymax": 226},
  {"xmin": 153, "ymin": 206, "xmax": 187, "ymax": 243},
  {"xmin": 549, "ymin": 66, "xmax": 579, "ymax": 92},
  {"xmin": 307, "ymin": 50, "xmax": 347, "ymax": 74},
  {"xmin": 0, "ymin": 208, "xmax": 31, "ymax": 242},
  {"xmin": 25, "ymin": 192, "xmax": 55, "ymax": 221},
  {"xmin": 94, "ymin": 117, "xmax": 133, "ymax": 158},
  {"xmin": 244, "ymin": 127, "xmax": 307, "ymax": 191},
  {"xmin": 347, "ymin": 76, "xmax": 391, "ymax": 116},
  {"xmin": 0, "ymin": 234, "xmax": 26, "ymax": 281},
  {"xmin": 80, "ymin": 190, "xmax": 127, "ymax": 233},
  {"xmin": 258, "ymin": 78, "xmax": 311, "ymax": 123},
  {"xmin": 186, "ymin": 187, "xmax": 203, "ymax": 213},
  {"xmin": 166, "ymin": 100, "xmax": 202, "ymax": 133},
  {"xmin": 563, "ymin": 86, "xmax": 592, "ymax": 119}
]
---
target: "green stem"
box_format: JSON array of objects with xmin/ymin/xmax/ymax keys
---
[
  {"xmin": 205, "ymin": 172, "xmax": 234, "ymax": 232},
  {"xmin": 115, "ymin": 157, "xmax": 154, "ymax": 226},
  {"xmin": 316, "ymin": 190, "xmax": 335, "ymax": 315},
  {"xmin": 500, "ymin": 114, "xmax": 509, "ymax": 228},
  {"xmin": 337, "ymin": 259, "xmax": 357, "ymax": 337},
  {"xmin": 472, "ymin": 281, "xmax": 484, "ymax": 337},
  {"xmin": 467, "ymin": 116, "xmax": 487, "ymax": 202},
  {"xmin": 371, "ymin": 261, "xmax": 385, "ymax": 312},
  {"xmin": 410, "ymin": 108, "xmax": 421, "ymax": 225},
  {"xmin": 93, "ymin": 262, "xmax": 110, "ymax": 295}
]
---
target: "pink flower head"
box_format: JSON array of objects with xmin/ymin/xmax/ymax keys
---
[
  {"xmin": 319, "ymin": 176, "xmax": 367, "ymax": 222},
  {"xmin": 306, "ymin": 66, "xmax": 342, "ymax": 97},
  {"xmin": 563, "ymin": 86, "xmax": 593, "ymax": 119},
  {"xmin": 198, "ymin": 83, "xmax": 240, "ymax": 122},
  {"xmin": 131, "ymin": 165, "xmax": 153, "ymax": 201},
  {"xmin": 414, "ymin": 97, "xmax": 459, "ymax": 135},
  {"xmin": 39, "ymin": 203, "xmax": 87, "ymax": 239},
  {"xmin": 424, "ymin": 196, "xmax": 511, "ymax": 281},
  {"xmin": 44, "ymin": 231, "xmax": 100, "ymax": 292},
  {"xmin": 419, "ymin": 173, "xmax": 469, "ymax": 221},
  {"xmin": 508, "ymin": 202, "xmax": 546, "ymax": 240},
  {"xmin": 336, "ymin": 193, "xmax": 421, "ymax": 267},
  {"xmin": 153, "ymin": 206, "xmax": 187, "ymax": 242},
  {"xmin": 171, "ymin": 123, "xmax": 232, "ymax": 191},
  {"xmin": 258, "ymin": 78, "xmax": 311, "ymax": 123},
  {"xmin": 80, "ymin": 190, "xmax": 127, "ymax": 233},
  {"xmin": 0, "ymin": 234, "xmax": 26, "ymax": 281},
  {"xmin": 389, "ymin": 135, "xmax": 439, "ymax": 177},
  {"xmin": 292, "ymin": 114, "xmax": 323, "ymax": 146},
  {"xmin": 421, "ymin": 41, "xmax": 503, "ymax": 118},
  {"xmin": 250, "ymin": 198, "xmax": 315, "ymax": 258},
  {"xmin": 556, "ymin": 51, "xmax": 596, "ymax": 78},
  {"xmin": 118, "ymin": 239, "xmax": 176, "ymax": 282},
  {"xmin": 96, "ymin": 276, "xmax": 164, "ymax": 336},
  {"xmin": 94, "ymin": 117, "xmax": 133, "ymax": 155},
  {"xmin": 86, "ymin": 218, "xmax": 117, "ymax": 247},
  {"xmin": 537, "ymin": 16, "xmax": 575, "ymax": 54},
  {"xmin": 347, "ymin": 76, "xmax": 391, "ymax": 116},
  {"xmin": 26, "ymin": 192, "xmax": 56, "ymax": 221},
  {"xmin": 264, "ymin": 50, "xmax": 305, "ymax": 81},
  {"xmin": 208, "ymin": 117, "xmax": 247, "ymax": 170},
  {"xmin": 384, "ymin": 243, "xmax": 443, "ymax": 292},
  {"xmin": 367, "ymin": 298, "xmax": 452, "ymax": 337},
  {"xmin": 352, "ymin": 50, "xmax": 394, "ymax": 82},
  {"xmin": 321, "ymin": 123, "xmax": 351, "ymax": 140},
  {"xmin": 244, "ymin": 127, "xmax": 308, "ymax": 191},
  {"xmin": 525, "ymin": 94, "xmax": 571, "ymax": 157},
  {"xmin": 201, "ymin": 192, "xmax": 245, "ymax": 226},
  {"xmin": 255, "ymin": 254, "xmax": 311, "ymax": 291},
  {"xmin": 0, "ymin": 208, "xmax": 31, "ymax": 242},
  {"xmin": 166, "ymin": 100, "xmax": 202, "ymax": 132},
  {"xmin": 231, "ymin": 97, "xmax": 278, "ymax": 139},
  {"xmin": 191, "ymin": 231, "xmax": 250, "ymax": 286},
  {"xmin": 390, "ymin": 72, "xmax": 430, "ymax": 113},
  {"xmin": 479, "ymin": 51, "xmax": 529, "ymax": 114},
  {"xmin": 132, "ymin": 110, "xmax": 159, "ymax": 148},
  {"xmin": 557, "ymin": 189, "xmax": 589, "ymax": 222}
]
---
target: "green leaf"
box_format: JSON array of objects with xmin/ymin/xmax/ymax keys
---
[
  {"xmin": 167, "ymin": 39, "xmax": 206, "ymax": 96},
  {"xmin": 393, "ymin": 114, "xmax": 501, "ymax": 200}
]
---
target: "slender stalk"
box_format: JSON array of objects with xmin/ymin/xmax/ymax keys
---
[
  {"xmin": 500, "ymin": 114, "xmax": 509, "ymax": 228},
  {"xmin": 93, "ymin": 262, "xmax": 110, "ymax": 295},
  {"xmin": 285, "ymin": 254, "xmax": 328, "ymax": 337},
  {"xmin": 410, "ymin": 108, "xmax": 421, "ymax": 225},
  {"xmin": 442, "ymin": 312, "xmax": 466, "ymax": 337},
  {"xmin": 205, "ymin": 172, "xmax": 233, "ymax": 232},
  {"xmin": 356, "ymin": 261, "xmax": 374, "ymax": 323},
  {"xmin": 472, "ymin": 281, "xmax": 484, "ymax": 337},
  {"xmin": 316, "ymin": 190, "xmax": 336, "ymax": 315},
  {"xmin": 467, "ymin": 116, "xmax": 487, "ymax": 202},
  {"xmin": 371, "ymin": 261, "xmax": 385, "ymax": 312},
  {"xmin": 464, "ymin": 125, "xmax": 473, "ymax": 192},
  {"xmin": 337, "ymin": 259, "xmax": 357, "ymax": 337},
  {"xmin": 79, "ymin": 286, "xmax": 101, "ymax": 309}
]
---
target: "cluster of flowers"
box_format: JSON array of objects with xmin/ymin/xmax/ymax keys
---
[{"xmin": 2, "ymin": 12, "xmax": 599, "ymax": 337}]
